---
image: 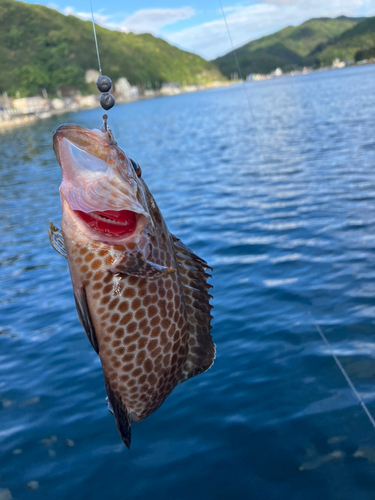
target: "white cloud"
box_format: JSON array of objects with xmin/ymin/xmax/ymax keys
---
[
  {"xmin": 60, "ymin": 6, "xmax": 195, "ymax": 35},
  {"xmin": 119, "ymin": 7, "xmax": 195, "ymax": 33},
  {"xmin": 166, "ymin": 0, "xmax": 375, "ymax": 60},
  {"xmin": 166, "ymin": 3, "xmax": 277, "ymax": 59},
  {"xmin": 63, "ymin": 6, "xmax": 109, "ymax": 25},
  {"xmin": 260, "ymin": 0, "xmax": 299, "ymax": 4}
]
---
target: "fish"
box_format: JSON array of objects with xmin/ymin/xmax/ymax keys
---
[{"xmin": 48, "ymin": 120, "xmax": 215, "ymax": 448}]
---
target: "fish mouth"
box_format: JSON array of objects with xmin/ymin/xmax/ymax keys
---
[
  {"xmin": 54, "ymin": 125, "xmax": 150, "ymax": 241},
  {"xmin": 74, "ymin": 209, "xmax": 139, "ymax": 238}
]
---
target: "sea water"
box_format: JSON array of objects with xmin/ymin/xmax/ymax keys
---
[{"xmin": 1, "ymin": 65, "xmax": 375, "ymax": 499}]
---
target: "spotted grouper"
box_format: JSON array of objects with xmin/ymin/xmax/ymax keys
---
[{"xmin": 48, "ymin": 120, "xmax": 215, "ymax": 448}]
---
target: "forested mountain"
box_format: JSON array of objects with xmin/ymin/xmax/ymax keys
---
[
  {"xmin": 0, "ymin": 0, "xmax": 223, "ymax": 97},
  {"xmin": 312, "ymin": 16, "xmax": 375, "ymax": 64},
  {"xmin": 213, "ymin": 16, "xmax": 373, "ymax": 77}
]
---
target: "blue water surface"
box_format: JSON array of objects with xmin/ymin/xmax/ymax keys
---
[{"xmin": 1, "ymin": 65, "xmax": 375, "ymax": 499}]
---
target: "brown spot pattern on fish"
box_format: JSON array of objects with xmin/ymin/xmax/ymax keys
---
[{"xmin": 67, "ymin": 234, "xmax": 188, "ymax": 421}]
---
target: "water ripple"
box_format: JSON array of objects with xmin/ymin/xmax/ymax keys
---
[{"xmin": 1, "ymin": 65, "xmax": 375, "ymax": 499}]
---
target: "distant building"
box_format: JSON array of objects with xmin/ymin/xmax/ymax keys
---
[
  {"xmin": 13, "ymin": 96, "xmax": 49, "ymax": 114},
  {"xmin": 271, "ymin": 68, "xmax": 283, "ymax": 77},
  {"xmin": 182, "ymin": 85, "xmax": 198, "ymax": 92},
  {"xmin": 0, "ymin": 92, "xmax": 11, "ymax": 110},
  {"xmin": 115, "ymin": 77, "xmax": 131, "ymax": 94},
  {"xmin": 252, "ymin": 74, "xmax": 268, "ymax": 81},
  {"xmin": 51, "ymin": 98, "xmax": 65, "ymax": 110},
  {"xmin": 144, "ymin": 89, "xmax": 156, "ymax": 98},
  {"xmin": 332, "ymin": 58, "xmax": 345, "ymax": 69},
  {"xmin": 85, "ymin": 69, "xmax": 100, "ymax": 84},
  {"xmin": 160, "ymin": 82, "xmax": 180, "ymax": 95},
  {"xmin": 115, "ymin": 78, "xmax": 138, "ymax": 100},
  {"xmin": 76, "ymin": 95, "xmax": 97, "ymax": 108}
]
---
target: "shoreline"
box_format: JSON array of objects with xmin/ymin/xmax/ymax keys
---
[
  {"xmin": 246, "ymin": 58, "xmax": 375, "ymax": 82},
  {"xmin": 1, "ymin": 61, "xmax": 373, "ymax": 133},
  {"xmin": 0, "ymin": 81, "xmax": 236, "ymax": 134}
]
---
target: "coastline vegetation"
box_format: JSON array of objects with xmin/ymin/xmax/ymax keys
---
[{"xmin": 0, "ymin": 0, "xmax": 223, "ymax": 97}]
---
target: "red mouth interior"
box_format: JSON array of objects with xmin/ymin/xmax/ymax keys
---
[{"xmin": 75, "ymin": 210, "xmax": 137, "ymax": 237}]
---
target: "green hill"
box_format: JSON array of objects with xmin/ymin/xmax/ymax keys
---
[
  {"xmin": 0, "ymin": 0, "xmax": 223, "ymax": 97},
  {"xmin": 213, "ymin": 16, "xmax": 365, "ymax": 77},
  {"xmin": 311, "ymin": 16, "xmax": 375, "ymax": 65}
]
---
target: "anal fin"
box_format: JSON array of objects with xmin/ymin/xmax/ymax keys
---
[
  {"xmin": 74, "ymin": 286, "xmax": 99, "ymax": 354},
  {"xmin": 105, "ymin": 376, "xmax": 132, "ymax": 449},
  {"xmin": 47, "ymin": 222, "xmax": 67, "ymax": 259}
]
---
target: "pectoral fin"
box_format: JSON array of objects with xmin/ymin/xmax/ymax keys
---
[
  {"xmin": 74, "ymin": 286, "xmax": 99, "ymax": 354},
  {"xmin": 47, "ymin": 222, "xmax": 67, "ymax": 259},
  {"xmin": 110, "ymin": 251, "xmax": 175, "ymax": 280}
]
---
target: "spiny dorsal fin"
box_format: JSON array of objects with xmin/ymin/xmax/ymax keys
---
[
  {"xmin": 171, "ymin": 234, "xmax": 215, "ymax": 383},
  {"xmin": 47, "ymin": 222, "xmax": 67, "ymax": 259},
  {"xmin": 105, "ymin": 376, "xmax": 132, "ymax": 449}
]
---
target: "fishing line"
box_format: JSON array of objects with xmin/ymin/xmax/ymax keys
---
[
  {"xmin": 309, "ymin": 312, "xmax": 375, "ymax": 429},
  {"xmin": 90, "ymin": 0, "xmax": 102, "ymax": 75},
  {"xmin": 89, "ymin": 1, "xmax": 115, "ymax": 112},
  {"xmin": 219, "ymin": 1, "xmax": 265, "ymax": 161}
]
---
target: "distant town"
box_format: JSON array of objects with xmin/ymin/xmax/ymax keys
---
[
  {"xmin": 0, "ymin": 69, "xmax": 229, "ymax": 132},
  {"xmin": 245, "ymin": 56, "xmax": 374, "ymax": 81},
  {"xmin": 1, "ymin": 57, "xmax": 374, "ymax": 132}
]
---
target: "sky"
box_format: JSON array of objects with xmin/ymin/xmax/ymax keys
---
[{"xmin": 25, "ymin": 0, "xmax": 375, "ymax": 59}]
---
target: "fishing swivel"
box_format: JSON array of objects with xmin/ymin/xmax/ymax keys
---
[{"xmin": 97, "ymin": 75, "xmax": 115, "ymax": 111}]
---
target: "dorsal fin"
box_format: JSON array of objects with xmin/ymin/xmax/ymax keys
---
[
  {"xmin": 104, "ymin": 376, "xmax": 132, "ymax": 449},
  {"xmin": 171, "ymin": 234, "xmax": 215, "ymax": 383}
]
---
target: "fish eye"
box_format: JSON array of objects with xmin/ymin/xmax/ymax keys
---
[{"xmin": 130, "ymin": 158, "xmax": 142, "ymax": 177}]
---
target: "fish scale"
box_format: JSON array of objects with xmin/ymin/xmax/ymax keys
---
[{"xmin": 49, "ymin": 122, "xmax": 215, "ymax": 448}]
